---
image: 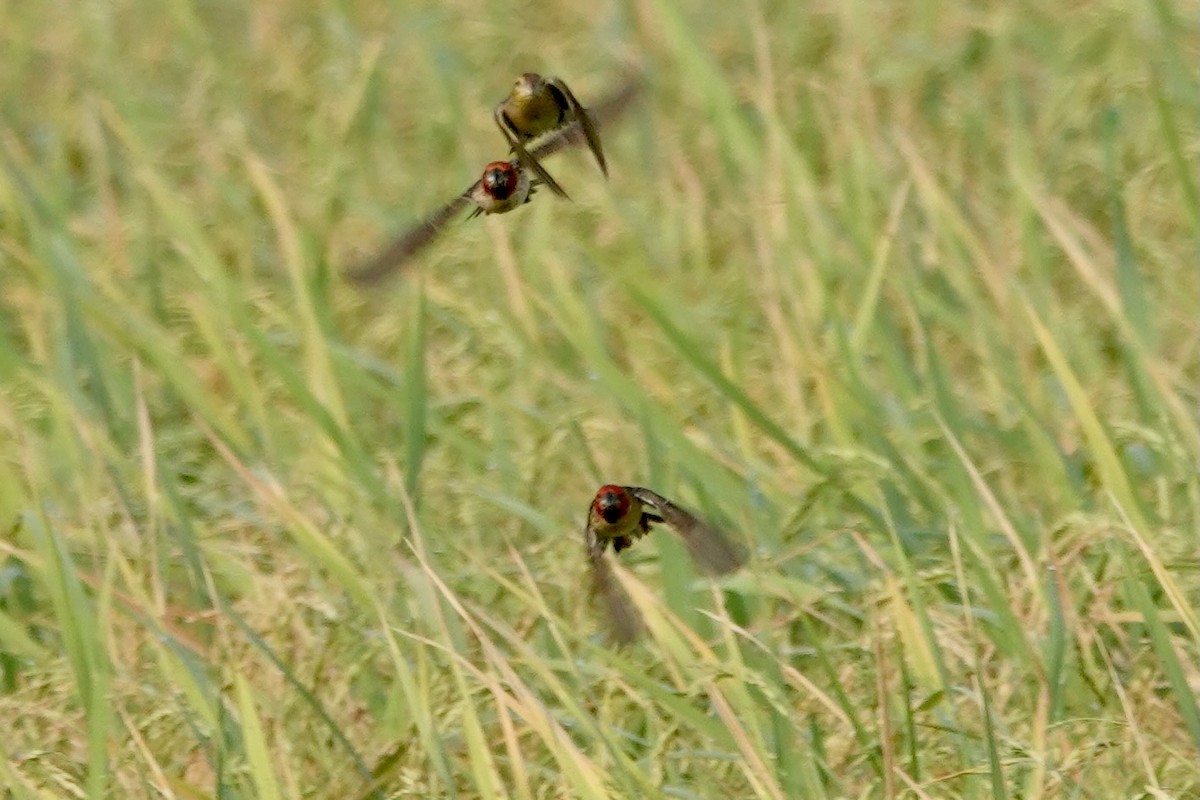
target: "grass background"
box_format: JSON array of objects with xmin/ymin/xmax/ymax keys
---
[{"xmin": 1, "ymin": 0, "xmax": 1198, "ymax": 797}]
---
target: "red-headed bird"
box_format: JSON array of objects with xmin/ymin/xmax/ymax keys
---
[
  {"xmin": 344, "ymin": 159, "xmax": 536, "ymax": 285},
  {"xmin": 584, "ymin": 484, "xmax": 745, "ymax": 643}
]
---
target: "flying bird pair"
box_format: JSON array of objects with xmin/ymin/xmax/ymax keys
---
[{"xmin": 347, "ymin": 72, "xmax": 620, "ymax": 285}]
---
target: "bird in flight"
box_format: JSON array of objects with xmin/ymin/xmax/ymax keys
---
[
  {"xmin": 344, "ymin": 159, "xmax": 539, "ymax": 285},
  {"xmin": 494, "ymin": 72, "xmax": 608, "ymax": 200},
  {"xmin": 584, "ymin": 484, "xmax": 745, "ymax": 643}
]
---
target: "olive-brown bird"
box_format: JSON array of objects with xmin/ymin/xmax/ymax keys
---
[
  {"xmin": 584, "ymin": 484, "xmax": 745, "ymax": 643},
  {"xmin": 495, "ymin": 73, "xmax": 607, "ymax": 200}
]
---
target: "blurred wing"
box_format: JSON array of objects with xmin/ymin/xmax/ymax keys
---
[
  {"xmin": 547, "ymin": 78, "xmax": 607, "ymax": 177},
  {"xmin": 344, "ymin": 187, "xmax": 475, "ymax": 285},
  {"xmin": 626, "ymin": 486, "xmax": 746, "ymax": 575},
  {"xmin": 527, "ymin": 74, "xmax": 641, "ymax": 164},
  {"xmin": 496, "ymin": 107, "xmax": 570, "ymax": 199},
  {"xmin": 584, "ymin": 509, "xmax": 643, "ymax": 644}
]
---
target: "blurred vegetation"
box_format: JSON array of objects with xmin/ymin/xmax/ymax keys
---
[{"xmin": 0, "ymin": 0, "xmax": 1197, "ymax": 797}]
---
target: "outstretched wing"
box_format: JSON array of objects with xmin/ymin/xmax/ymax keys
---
[
  {"xmin": 495, "ymin": 106, "xmax": 570, "ymax": 199},
  {"xmin": 584, "ymin": 505, "xmax": 643, "ymax": 644},
  {"xmin": 526, "ymin": 74, "xmax": 640, "ymax": 164},
  {"xmin": 344, "ymin": 186, "xmax": 476, "ymax": 285},
  {"xmin": 546, "ymin": 77, "xmax": 607, "ymax": 177},
  {"xmin": 626, "ymin": 486, "xmax": 745, "ymax": 574}
]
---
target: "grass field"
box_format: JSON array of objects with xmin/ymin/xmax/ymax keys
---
[{"xmin": 2, "ymin": 1, "xmax": 1198, "ymax": 797}]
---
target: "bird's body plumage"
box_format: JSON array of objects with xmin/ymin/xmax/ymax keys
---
[{"xmin": 500, "ymin": 74, "xmax": 569, "ymax": 139}]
